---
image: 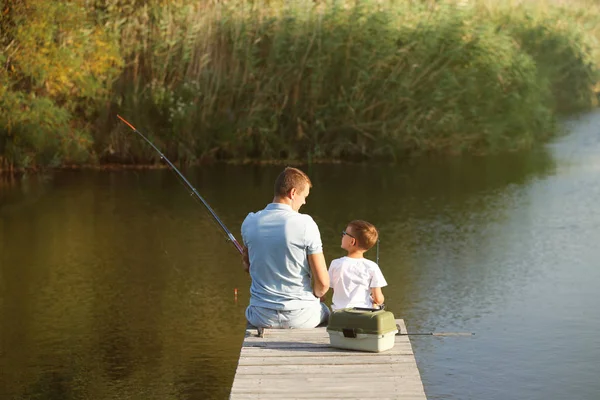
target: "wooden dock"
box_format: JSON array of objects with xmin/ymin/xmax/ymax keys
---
[{"xmin": 230, "ymin": 319, "xmax": 427, "ymax": 399}]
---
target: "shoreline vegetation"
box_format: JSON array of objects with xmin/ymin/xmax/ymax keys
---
[{"xmin": 1, "ymin": 0, "xmax": 599, "ymax": 173}]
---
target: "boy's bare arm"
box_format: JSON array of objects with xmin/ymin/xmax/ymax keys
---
[
  {"xmin": 308, "ymin": 253, "xmax": 329, "ymax": 298},
  {"xmin": 371, "ymin": 287, "xmax": 384, "ymax": 305}
]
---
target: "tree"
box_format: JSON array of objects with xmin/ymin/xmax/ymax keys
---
[{"xmin": 0, "ymin": 0, "xmax": 122, "ymax": 170}]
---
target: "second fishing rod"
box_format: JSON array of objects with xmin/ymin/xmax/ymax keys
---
[{"xmin": 117, "ymin": 114, "xmax": 244, "ymax": 255}]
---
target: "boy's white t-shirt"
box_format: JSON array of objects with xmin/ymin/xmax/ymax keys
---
[{"xmin": 328, "ymin": 256, "xmax": 387, "ymax": 311}]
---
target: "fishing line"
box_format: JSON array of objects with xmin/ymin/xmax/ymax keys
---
[{"xmin": 117, "ymin": 114, "xmax": 244, "ymax": 255}]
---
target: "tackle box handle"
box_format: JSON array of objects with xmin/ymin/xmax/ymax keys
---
[{"xmin": 352, "ymin": 304, "xmax": 385, "ymax": 312}]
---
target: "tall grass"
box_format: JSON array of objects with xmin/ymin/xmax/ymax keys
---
[
  {"xmin": 476, "ymin": 0, "xmax": 600, "ymax": 112},
  {"xmin": 2, "ymin": 0, "xmax": 598, "ymax": 169},
  {"xmin": 100, "ymin": 0, "xmax": 598, "ymax": 164}
]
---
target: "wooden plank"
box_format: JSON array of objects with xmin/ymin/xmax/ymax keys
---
[
  {"xmin": 231, "ymin": 377, "xmax": 425, "ymax": 388},
  {"xmin": 241, "ymin": 339, "xmax": 411, "ymax": 347},
  {"xmin": 238, "ymin": 355, "xmax": 411, "ymax": 366},
  {"xmin": 238, "ymin": 349, "xmax": 415, "ymax": 357},
  {"xmin": 397, "ymin": 319, "xmax": 407, "ymax": 334},
  {"xmin": 231, "ymin": 396, "xmax": 425, "ymax": 400},
  {"xmin": 231, "ymin": 387, "xmax": 426, "ymax": 395},
  {"xmin": 239, "ymin": 344, "xmax": 414, "ymax": 356},
  {"xmin": 235, "ymin": 368, "xmax": 423, "ymax": 379},
  {"xmin": 231, "ymin": 383, "xmax": 425, "ymax": 393},
  {"xmin": 233, "ymin": 374, "xmax": 424, "ymax": 382},
  {"xmin": 245, "ymin": 328, "xmax": 328, "ymax": 336},
  {"xmin": 233, "ymin": 364, "xmax": 413, "ymax": 375},
  {"xmin": 231, "ymin": 375, "xmax": 421, "ymax": 391},
  {"xmin": 231, "ymin": 390, "xmax": 427, "ymax": 397},
  {"xmin": 232, "ymin": 394, "xmax": 426, "ymax": 400},
  {"xmin": 243, "ymin": 337, "xmax": 330, "ymax": 344},
  {"xmin": 230, "ymin": 319, "xmax": 427, "ymax": 400}
]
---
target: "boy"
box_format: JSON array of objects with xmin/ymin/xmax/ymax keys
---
[{"xmin": 328, "ymin": 220, "xmax": 387, "ymax": 311}]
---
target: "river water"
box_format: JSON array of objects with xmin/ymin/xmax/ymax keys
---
[{"xmin": 1, "ymin": 110, "xmax": 600, "ymax": 399}]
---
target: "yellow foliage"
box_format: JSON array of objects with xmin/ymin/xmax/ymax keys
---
[
  {"xmin": 0, "ymin": 0, "xmax": 123, "ymax": 168},
  {"xmin": 6, "ymin": 0, "xmax": 122, "ymax": 105}
]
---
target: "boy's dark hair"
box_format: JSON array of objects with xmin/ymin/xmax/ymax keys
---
[
  {"xmin": 274, "ymin": 167, "xmax": 312, "ymax": 198},
  {"xmin": 348, "ymin": 220, "xmax": 379, "ymax": 250}
]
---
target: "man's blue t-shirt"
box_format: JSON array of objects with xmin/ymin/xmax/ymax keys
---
[{"xmin": 241, "ymin": 203, "xmax": 323, "ymax": 310}]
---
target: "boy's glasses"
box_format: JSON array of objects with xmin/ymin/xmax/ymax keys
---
[{"xmin": 341, "ymin": 230, "xmax": 355, "ymax": 239}]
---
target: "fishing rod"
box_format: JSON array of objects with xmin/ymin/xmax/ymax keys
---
[{"xmin": 117, "ymin": 114, "xmax": 244, "ymax": 255}]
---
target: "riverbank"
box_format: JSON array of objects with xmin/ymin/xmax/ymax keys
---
[
  {"xmin": 1, "ymin": 0, "xmax": 598, "ymax": 172},
  {"xmin": 0, "ymin": 159, "xmax": 343, "ymax": 176}
]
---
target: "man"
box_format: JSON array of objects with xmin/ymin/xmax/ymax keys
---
[{"xmin": 241, "ymin": 167, "xmax": 330, "ymax": 328}]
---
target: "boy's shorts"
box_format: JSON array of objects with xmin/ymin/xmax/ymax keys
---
[{"xmin": 246, "ymin": 302, "xmax": 330, "ymax": 329}]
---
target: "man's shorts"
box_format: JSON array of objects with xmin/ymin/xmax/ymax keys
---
[{"xmin": 246, "ymin": 302, "xmax": 330, "ymax": 329}]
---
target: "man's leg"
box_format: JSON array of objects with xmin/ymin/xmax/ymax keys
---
[
  {"xmin": 282, "ymin": 302, "xmax": 330, "ymax": 329},
  {"xmin": 246, "ymin": 305, "xmax": 279, "ymax": 328},
  {"xmin": 318, "ymin": 301, "xmax": 330, "ymax": 326}
]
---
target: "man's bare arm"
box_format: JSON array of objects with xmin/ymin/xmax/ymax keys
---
[{"xmin": 308, "ymin": 253, "xmax": 329, "ymax": 298}]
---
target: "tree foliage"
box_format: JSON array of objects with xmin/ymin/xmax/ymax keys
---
[{"xmin": 0, "ymin": 0, "xmax": 122, "ymax": 169}]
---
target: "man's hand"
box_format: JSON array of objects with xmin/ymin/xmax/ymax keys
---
[{"xmin": 242, "ymin": 246, "xmax": 250, "ymax": 273}]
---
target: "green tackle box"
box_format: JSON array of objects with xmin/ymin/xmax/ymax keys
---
[{"xmin": 327, "ymin": 308, "xmax": 398, "ymax": 352}]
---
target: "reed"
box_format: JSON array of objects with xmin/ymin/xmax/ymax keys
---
[
  {"xmin": 2, "ymin": 0, "xmax": 598, "ymax": 169},
  {"xmin": 103, "ymin": 0, "xmax": 598, "ymax": 163}
]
